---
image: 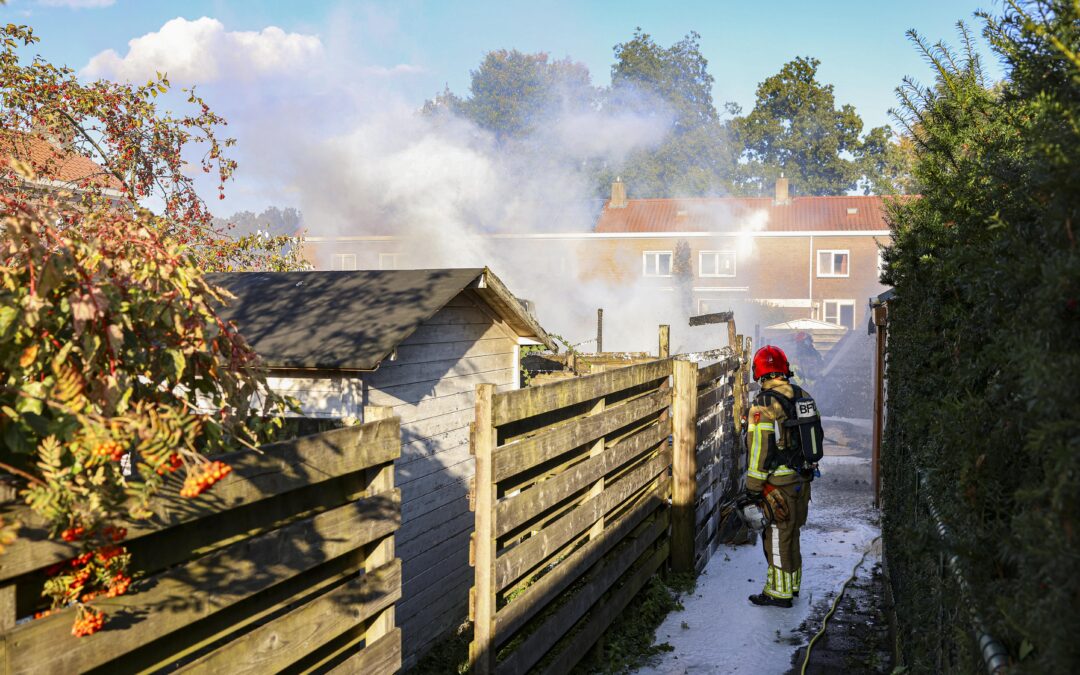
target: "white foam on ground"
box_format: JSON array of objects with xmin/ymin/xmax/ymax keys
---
[{"xmin": 635, "ymin": 449, "xmax": 879, "ymax": 674}]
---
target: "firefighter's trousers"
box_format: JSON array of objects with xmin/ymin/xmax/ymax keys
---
[{"xmin": 762, "ymin": 480, "xmax": 811, "ymax": 599}]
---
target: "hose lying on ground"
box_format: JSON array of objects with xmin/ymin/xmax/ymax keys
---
[{"xmin": 799, "ymin": 536, "xmax": 882, "ymax": 675}]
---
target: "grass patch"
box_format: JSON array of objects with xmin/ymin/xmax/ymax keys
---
[
  {"xmin": 406, "ymin": 621, "xmax": 471, "ymax": 675},
  {"xmin": 570, "ymin": 573, "xmax": 689, "ymax": 674}
]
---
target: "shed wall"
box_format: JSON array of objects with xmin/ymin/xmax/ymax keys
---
[
  {"xmin": 266, "ymin": 292, "xmax": 519, "ymax": 663},
  {"xmin": 363, "ymin": 292, "xmax": 517, "ymax": 664}
]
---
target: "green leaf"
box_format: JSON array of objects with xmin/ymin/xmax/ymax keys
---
[
  {"xmin": 1020, "ymin": 639, "xmax": 1034, "ymax": 661},
  {"xmin": 166, "ymin": 349, "xmax": 186, "ymax": 381},
  {"xmin": 0, "ymin": 305, "xmax": 16, "ymax": 336}
]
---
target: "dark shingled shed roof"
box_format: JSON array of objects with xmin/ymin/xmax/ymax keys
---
[{"xmin": 206, "ymin": 268, "xmax": 554, "ymax": 371}]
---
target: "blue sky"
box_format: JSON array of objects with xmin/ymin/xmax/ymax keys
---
[{"xmin": 11, "ymin": 0, "xmax": 1004, "ymax": 131}]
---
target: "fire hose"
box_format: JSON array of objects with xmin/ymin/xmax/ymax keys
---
[{"xmin": 798, "ymin": 536, "xmax": 881, "ymax": 675}]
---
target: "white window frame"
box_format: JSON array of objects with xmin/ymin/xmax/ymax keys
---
[
  {"xmin": 378, "ymin": 252, "xmax": 401, "ymax": 270},
  {"xmin": 817, "ymin": 249, "xmax": 850, "ymax": 278},
  {"xmin": 331, "ymin": 253, "xmax": 357, "ymax": 271},
  {"xmin": 823, "ymin": 299, "xmax": 856, "ymax": 329},
  {"xmin": 698, "ymin": 250, "xmax": 737, "ymax": 278},
  {"xmin": 642, "ymin": 250, "xmax": 673, "ymax": 277}
]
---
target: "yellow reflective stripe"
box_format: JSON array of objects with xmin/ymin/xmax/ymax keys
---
[
  {"xmin": 773, "ymin": 466, "xmax": 796, "ymax": 476},
  {"xmin": 749, "ymin": 422, "xmax": 775, "ymax": 480}
]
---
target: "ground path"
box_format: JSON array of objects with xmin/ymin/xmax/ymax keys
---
[{"xmin": 635, "ymin": 419, "xmax": 886, "ymax": 674}]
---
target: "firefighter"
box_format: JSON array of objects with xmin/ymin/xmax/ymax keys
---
[{"xmin": 745, "ymin": 345, "xmax": 816, "ymax": 608}]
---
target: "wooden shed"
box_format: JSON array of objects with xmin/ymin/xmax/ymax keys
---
[{"xmin": 207, "ymin": 267, "xmax": 555, "ymax": 665}]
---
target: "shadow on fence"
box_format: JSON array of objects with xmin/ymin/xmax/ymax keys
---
[
  {"xmin": 467, "ymin": 340, "xmax": 750, "ymax": 674},
  {"xmin": 0, "ymin": 415, "xmax": 404, "ymax": 674}
]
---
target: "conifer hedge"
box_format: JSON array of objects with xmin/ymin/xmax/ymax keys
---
[{"xmin": 881, "ymin": 2, "xmax": 1079, "ymax": 671}]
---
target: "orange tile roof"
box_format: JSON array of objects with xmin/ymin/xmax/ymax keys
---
[
  {"xmin": 2, "ymin": 132, "xmax": 125, "ymax": 192},
  {"xmin": 595, "ymin": 195, "xmax": 902, "ymax": 233}
]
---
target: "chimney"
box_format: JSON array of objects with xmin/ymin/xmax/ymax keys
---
[
  {"xmin": 774, "ymin": 173, "xmax": 790, "ymax": 205},
  {"xmin": 609, "ymin": 177, "xmax": 628, "ymax": 209}
]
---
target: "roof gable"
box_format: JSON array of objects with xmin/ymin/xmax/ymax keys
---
[{"xmin": 207, "ymin": 268, "xmax": 553, "ymax": 370}]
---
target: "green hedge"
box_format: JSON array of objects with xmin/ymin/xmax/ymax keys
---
[{"xmin": 881, "ymin": 2, "xmax": 1080, "ymax": 672}]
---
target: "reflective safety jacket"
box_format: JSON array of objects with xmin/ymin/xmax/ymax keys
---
[{"xmin": 746, "ymin": 376, "xmax": 807, "ymax": 492}]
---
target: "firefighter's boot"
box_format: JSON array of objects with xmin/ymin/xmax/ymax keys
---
[{"xmin": 749, "ymin": 566, "xmax": 794, "ymax": 608}]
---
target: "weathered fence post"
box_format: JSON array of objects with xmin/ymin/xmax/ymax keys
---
[
  {"xmin": 732, "ymin": 335, "xmax": 745, "ymax": 436},
  {"xmin": 671, "ymin": 359, "xmax": 699, "ymax": 573},
  {"xmin": 469, "ymin": 384, "xmax": 497, "ymax": 675},
  {"xmin": 362, "ymin": 406, "xmax": 396, "ymax": 647},
  {"xmin": 658, "ymin": 324, "xmax": 670, "ymax": 358}
]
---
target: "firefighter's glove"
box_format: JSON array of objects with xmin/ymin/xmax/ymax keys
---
[{"xmin": 763, "ymin": 485, "xmax": 790, "ymax": 522}]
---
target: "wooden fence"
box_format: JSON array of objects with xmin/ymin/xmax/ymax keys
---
[
  {"xmin": 469, "ymin": 360, "xmax": 674, "ymax": 674},
  {"xmin": 0, "ymin": 414, "xmax": 403, "ymax": 674},
  {"xmin": 688, "ymin": 339, "xmax": 751, "ymax": 572}
]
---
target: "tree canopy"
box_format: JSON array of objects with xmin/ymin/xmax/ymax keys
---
[
  {"xmin": 606, "ymin": 29, "xmax": 736, "ymax": 197},
  {"xmin": 424, "ymin": 49, "xmax": 595, "ymax": 140},
  {"xmin": 733, "ymin": 56, "xmax": 897, "ymax": 196},
  {"xmin": 427, "ymin": 34, "xmax": 911, "ymax": 198}
]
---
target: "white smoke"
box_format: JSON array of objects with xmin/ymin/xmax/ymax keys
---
[{"xmin": 81, "ymin": 15, "xmax": 758, "ymax": 355}]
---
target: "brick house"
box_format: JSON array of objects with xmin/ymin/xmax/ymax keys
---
[
  {"xmin": 303, "ymin": 177, "xmax": 895, "ymax": 332},
  {"xmin": 584, "ymin": 177, "xmax": 894, "ymax": 330}
]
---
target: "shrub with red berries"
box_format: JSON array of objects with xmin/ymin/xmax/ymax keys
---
[{"xmin": 0, "ymin": 23, "xmax": 301, "ymax": 639}]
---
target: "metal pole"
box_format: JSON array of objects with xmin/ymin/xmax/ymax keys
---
[{"xmin": 597, "ymin": 308, "xmax": 604, "ymax": 354}]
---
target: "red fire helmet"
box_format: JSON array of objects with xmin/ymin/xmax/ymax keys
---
[{"xmin": 752, "ymin": 345, "xmax": 791, "ymax": 380}]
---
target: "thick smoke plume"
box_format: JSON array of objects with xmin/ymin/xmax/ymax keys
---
[{"xmin": 82, "ymin": 16, "xmax": 788, "ymax": 356}]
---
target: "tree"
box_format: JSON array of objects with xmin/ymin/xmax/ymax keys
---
[
  {"xmin": 0, "ymin": 23, "xmax": 292, "ymax": 636},
  {"xmin": 606, "ymin": 30, "xmax": 737, "ymax": 197},
  {"xmin": 733, "ymin": 56, "xmax": 895, "ymax": 195},
  {"xmin": 881, "ymin": 3, "xmax": 1080, "ymax": 669},
  {"xmin": 424, "ymin": 49, "xmax": 596, "ymax": 140}
]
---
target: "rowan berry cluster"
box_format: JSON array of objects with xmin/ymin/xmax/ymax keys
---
[
  {"xmin": 61, "ymin": 526, "xmax": 86, "ymax": 542},
  {"xmin": 180, "ymin": 461, "xmax": 232, "ymax": 498},
  {"xmin": 155, "ymin": 452, "xmax": 183, "ymax": 475},
  {"xmin": 92, "ymin": 440, "xmax": 125, "ymax": 462},
  {"xmin": 71, "ymin": 607, "xmax": 104, "ymax": 637}
]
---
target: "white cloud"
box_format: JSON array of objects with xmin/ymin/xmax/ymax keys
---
[
  {"xmin": 81, "ymin": 17, "xmax": 323, "ymax": 84},
  {"xmin": 39, "ymin": 0, "xmax": 115, "ymax": 7}
]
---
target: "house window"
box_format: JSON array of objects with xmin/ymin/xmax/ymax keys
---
[
  {"xmin": 331, "ymin": 253, "xmax": 356, "ymax": 271},
  {"xmin": 379, "ymin": 253, "xmax": 401, "ymax": 270},
  {"xmin": 823, "ymin": 300, "xmax": 856, "ymax": 329},
  {"xmin": 642, "ymin": 251, "xmax": 672, "ymax": 277},
  {"xmin": 817, "ymin": 250, "xmax": 850, "ymax": 277},
  {"xmin": 699, "ymin": 250, "xmax": 736, "ymax": 277}
]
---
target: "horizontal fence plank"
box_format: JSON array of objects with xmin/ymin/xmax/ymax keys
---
[
  {"xmin": 492, "ymin": 359, "xmax": 672, "ymax": 426},
  {"xmin": 492, "ymin": 389, "xmax": 668, "ymax": 483},
  {"xmin": 499, "ymin": 511, "xmax": 669, "ymax": 674},
  {"xmin": 493, "ymin": 480, "xmax": 669, "ymax": 645},
  {"xmin": 494, "ymin": 450, "xmax": 671, "ymax": 592},
  {"xmin": 329, "ymin": 627, "xmax": 401, "ymax": 675},
  {"xmin": 538, "ymin": 539, "xmax": 670, "ymax": 675},
  {"xmin": 494, "ymin": 419, "xmax": 670, "ymax": 538},
  {"xmin": 696, "ymin": 382, "xmax": 731, "ymax": 414},
  {"xmin": 178, "ymin": 558, "xmax": 401, "ymax": 675},
  {"xmin": 3, "ymin": 490, "xmax": 400, "ymax": 674},
  {"xmin": 697, "ymin": 357, "xmax": 739, "ymax": 387},
  {"xmin": 0, "ymin": 420, "xmax": 399, "ymax": 584}
]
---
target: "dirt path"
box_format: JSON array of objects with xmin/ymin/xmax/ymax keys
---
[{"xmin": 634, "ymin": 419, "xmax": 882, "ymax": 674}]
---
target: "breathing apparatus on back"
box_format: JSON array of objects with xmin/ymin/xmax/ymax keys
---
[{"xmin": 748, "ymin": 345, "xmax": 826, "ymax": 475}]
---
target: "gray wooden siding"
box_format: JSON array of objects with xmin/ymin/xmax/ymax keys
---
[{"xmin": 362, "ymin": 296, "xmax": 518, "ymax": 665}]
